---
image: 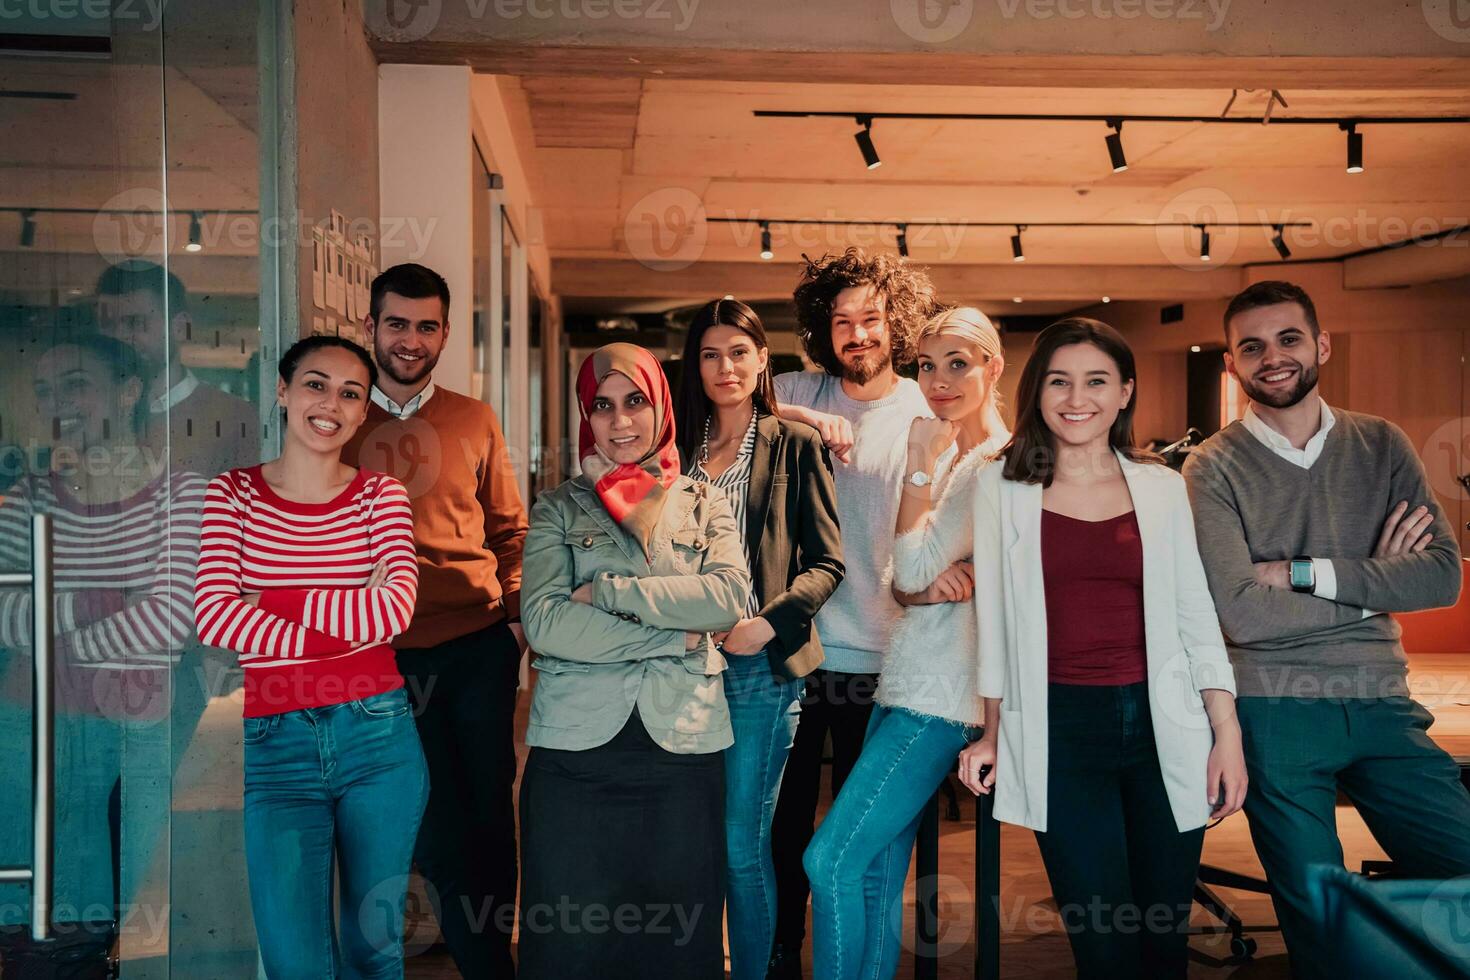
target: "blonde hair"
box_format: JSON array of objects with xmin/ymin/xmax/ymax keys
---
[{"xmin": 918, "ymin": 306, "xmax": 1007, "ymax": 436}]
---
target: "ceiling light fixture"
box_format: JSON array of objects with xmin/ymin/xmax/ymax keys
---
[
  {"xmin": 854, "ymin": 116, "xmax": 881, "ymax": 170},
  {"xmin": 1105, "ymin": 119, "xmax": 1128, "ymax": 173}
]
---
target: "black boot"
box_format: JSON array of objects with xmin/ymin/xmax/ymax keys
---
[{"xmin": 766, "ymin": 943, "xmax": 803, "ymax": 980}]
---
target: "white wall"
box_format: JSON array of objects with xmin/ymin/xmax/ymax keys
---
[{"xmin": 378, "ymin": 64, "xmax": 475, "ymax": 395}]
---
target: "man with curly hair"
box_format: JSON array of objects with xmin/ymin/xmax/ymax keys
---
[{"xmin": 767, "ymin": 247, "xmax": 952, "ymax": 976}]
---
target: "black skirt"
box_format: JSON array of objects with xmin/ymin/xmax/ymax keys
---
[{"xmin": 518, "ymin": 711, "xmax": 726, "ymax": 979}]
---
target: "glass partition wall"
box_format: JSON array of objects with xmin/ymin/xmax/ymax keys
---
[{"xmin": 0, "ymin": 2, "xmax": 277, "ymax": 975}]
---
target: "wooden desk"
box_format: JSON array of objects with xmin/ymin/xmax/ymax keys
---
[{"xmin": 1408, "ymin": 652, "xmax": 1470, "ymax": 766}]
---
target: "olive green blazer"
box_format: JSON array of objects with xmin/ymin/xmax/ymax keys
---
[{"xmin": 521, "ymin": 473, "xmax": 750, "ymax": 753}]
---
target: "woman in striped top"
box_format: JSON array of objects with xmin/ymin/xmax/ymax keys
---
[
  {"xmin": 193, "ymin": 336, "xmax": 425, "ymax": 980},
  {"xmin": 676, "ymin": 299, "xmax": 845, "ymax": 980},
  {"xmin": 0, "ymin": 333, "xmax": 206, "ymax": 931}
]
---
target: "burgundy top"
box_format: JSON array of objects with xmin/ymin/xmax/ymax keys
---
[{"xmin": 1041, "ymin": 509, "xmax": 1148, "ymax": 686}]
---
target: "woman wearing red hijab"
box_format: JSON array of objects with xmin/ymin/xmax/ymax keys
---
[{"xmin": 519, "ymin": 343, "xmax": 750, "ymax": 978}]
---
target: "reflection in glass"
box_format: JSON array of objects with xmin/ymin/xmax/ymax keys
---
[{"xmin": 0, "ymin": 4, "xmax": 268, "ymax": 974}]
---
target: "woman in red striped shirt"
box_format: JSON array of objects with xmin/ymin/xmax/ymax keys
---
[{"xmin": 194, "ymin": 336, "xmax": 425, "ymax": 980}]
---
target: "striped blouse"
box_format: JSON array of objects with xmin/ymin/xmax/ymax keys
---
[
  {"xmin": 690, "ymin": 412, "xmax": 761, "ymax": 617},
  {"xmin": 0, "ymin": 470, "xmax": 206, "ymax": 719},
  {"xmin": 193, "ymin": 466, "xmax": 419, "ymax": 717}
]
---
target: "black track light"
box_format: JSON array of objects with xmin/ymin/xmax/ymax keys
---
[
  {"xmin": 19, "ymin": 210, "xmax": 35, "ymax": 248},
  {"xmin": 1105, "ymin": 119, "xmax": 1128, "ymax": 173},
  {"xmin": 896, "ymin": 223, "xmax": 908, "ymax": 258},
  {"xmin": 1011, "ymin": 225, "xmax": 1026, "ymax": 262},
  {"xmin": 854, "ymin": 116, "xmax": 881, "ymax": 170},
  {"xmin": 1271, "ymin": 225, "xmax": 1291, "ymax": 260},
  {"xmin": 186, "ymin": 211, "xmax": 203, "ymax": 252},
  {"xmin": 1342, "ymin": 122, "xmax": 1363, "ymax": 173},
  {"xmin": 1198, "ymin": 225, "xmax": 1211, "ymax": 262},
  {"xmin": 759, "ymin": 221, "xmax": 773, "ymax": 261}
]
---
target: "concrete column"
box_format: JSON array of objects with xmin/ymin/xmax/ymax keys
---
[{"xmin": 378, "ymin": 64, "xmax": 476, "ymax": 395}]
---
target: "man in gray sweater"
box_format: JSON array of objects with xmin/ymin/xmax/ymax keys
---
[{"xmin": 1183, "ymin": 280, "xmax": 1470, "ymax": 978}]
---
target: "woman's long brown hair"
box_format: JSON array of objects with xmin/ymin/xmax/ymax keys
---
[
  {"xmin": 1000, "ymin": 317, "xmax": 1160, "ymax": 486},
  {"xmin": 675, "ymin": 298, "xmax": 780, "ymax": 467}
]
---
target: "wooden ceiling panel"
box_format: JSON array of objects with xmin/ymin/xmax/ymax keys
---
[
  {"xmin": 533, "ymin": 147, "xmax": 628, "ymax": 209},
  {"xmin": 521, "ymin": 76, "xmax": 643, "ymax": 148}
]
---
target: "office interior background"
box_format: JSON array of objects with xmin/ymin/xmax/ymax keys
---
[{"xmin": 2, "ymin": 0, "xmax": 1469, "ymax": 975}]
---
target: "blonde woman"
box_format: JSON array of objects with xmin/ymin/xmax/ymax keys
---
[{"xmin": 803, "ymin": 308, "xmax": 1009, "ymax": 980}]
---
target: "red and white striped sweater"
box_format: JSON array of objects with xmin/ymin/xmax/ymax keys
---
[{"xmin": 193, "ymin": 466, "xmax": 419, "ymax": 717}]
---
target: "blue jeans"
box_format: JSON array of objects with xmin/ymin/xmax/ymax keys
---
[
  {"xmin": 722, "ymin": 651, "xmax": 802, "ymax": 980},
  {"xmin": 803, "ymin": 704, "xmax": 977, "ymax": 980},
  {"xmin": 243, "ymin": 688, "xmax": 428, "ymax": 980}
]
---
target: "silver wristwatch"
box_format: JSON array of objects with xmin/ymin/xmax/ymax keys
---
[{"xmin": 907, "ymin": 470, "xmax": 932, "ymax": 488}]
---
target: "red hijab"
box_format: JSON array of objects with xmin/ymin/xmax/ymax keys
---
[{"xmin": 576, "ymin": 343, "xmax": 681, "ymax": 557}]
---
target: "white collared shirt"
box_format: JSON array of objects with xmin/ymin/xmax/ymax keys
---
[
  {"xmin": 1240, "ymin": 399, "xmax": 1335, "ymax": 470},
  {"xmin": 1239, "ymin": 399, "xmax": 1359, "ymax": 608},
  {"xmin": 371, "ymin": 381, "xmax": 435, "ymax": 419},
  {"xmin": 149, "ymin": 371, "xmax": 200, "ymax": 414}
]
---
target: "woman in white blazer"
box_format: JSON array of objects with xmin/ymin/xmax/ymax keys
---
[{"xmin": 957, "ymin": 318, "xmax": 1246, "ymax": 980}]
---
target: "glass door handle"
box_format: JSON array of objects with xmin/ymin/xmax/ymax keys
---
[{"xmin": 0, "ymin": 513, "xmax": 54, "ymax": 941}]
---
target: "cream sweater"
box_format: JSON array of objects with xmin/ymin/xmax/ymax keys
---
[{"xmin": 874, "ymin": 431, "xmax": 1008, "ymax": 726}]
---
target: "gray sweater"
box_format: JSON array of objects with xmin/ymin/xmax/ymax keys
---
[{"xmin": 1182, "ymin": 409, "xmax": 1461, "ymax": 699}]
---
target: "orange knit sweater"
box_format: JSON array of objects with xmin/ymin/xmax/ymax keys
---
[{"xmin": 343, "ymin": 386, "xmax": 527, "ymax": 649}]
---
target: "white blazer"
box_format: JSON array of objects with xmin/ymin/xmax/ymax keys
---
[{"xmin": 972, "ymin": 451, "xmax": 1237, "ymax": 833}]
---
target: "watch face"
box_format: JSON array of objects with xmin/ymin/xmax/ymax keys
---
[{"xmin": 1290, "ymin": 561, "xmax": 1313, "ymax": 589}]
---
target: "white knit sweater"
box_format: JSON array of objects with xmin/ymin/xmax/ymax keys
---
[{"xmin": 874, "ymin": 431, "xmax": 1008, "ymax": 726}]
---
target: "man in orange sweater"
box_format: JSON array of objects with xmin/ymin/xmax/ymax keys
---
[{"xmin": 344, "ymin": 263, "xmax": 528, "ymax": 977}]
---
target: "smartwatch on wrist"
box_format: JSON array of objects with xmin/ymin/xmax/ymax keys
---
[{"xmin": 1289, "ymin": 556, "xmax": 1315, "ymax": 594}]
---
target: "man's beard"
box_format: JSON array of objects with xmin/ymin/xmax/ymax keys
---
[
  {"xmin": 1240, "ymin": 361, "xmax": 1319, "ymax": 409},
  {"xmin": 839, "ymin": 344, "xmax": 888, "ymax": 385},
  {"xmin": 375, "ymin": 343, "xmax": 439, "ymax": 387}
]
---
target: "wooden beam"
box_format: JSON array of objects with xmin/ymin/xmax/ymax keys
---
[
  {"xmin": 551, "ymin": 257, "xmax": 1244, "ymax": 301},
  {"xmin": 374, "ymin": 46, "xmax": 1470, "ymax": 90},
  {"xmin": 1344, "ymin": 236, "xmax": 1470, "ymax": 289}
]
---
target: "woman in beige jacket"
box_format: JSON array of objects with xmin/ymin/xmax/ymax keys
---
[{"xmin": 518, "ymin": 342, "xmax": 749, "ymax": 979}]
